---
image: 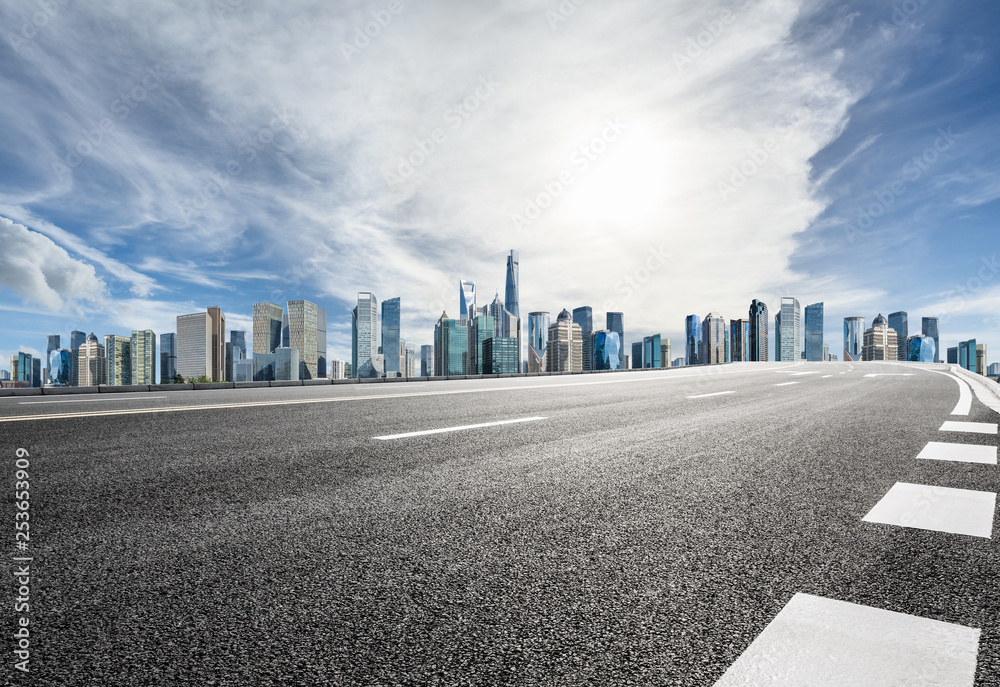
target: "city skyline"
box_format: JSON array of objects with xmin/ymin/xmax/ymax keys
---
[{"xmin": 2, "ymin": 3, "xmax": 1000, "ymax": 374}]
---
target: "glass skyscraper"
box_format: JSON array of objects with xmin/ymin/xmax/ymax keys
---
[
  {"xmin": 469, "ymin": 314, "xmax": 495, "ymax": 375},
  {"xmin": 702, "ymin": 313, "xmax": 727, "ymax": 365},
  {"xmin": 922, "ymin": 317, "xmax": 940, "ymax": 364},
  {"xmin": 131, "ymin": 329, "xmax": 157, "ymax": 385},
  {"xmin": 47, "ymin": 349, "xmax": 70, "ymax": 386},
  {"xmin": 749, "ymin": 299, "xmax": 768, "ymax": 362},
  {"xmin": 420, "ymin": 344, "xmax": 434, "ymax": 377},
  {"xmin": 352, "ymin": 292, "xmax": 379, "ymax": 378},
  {"xmin": 459, "ymin": 280, "xmax": 477, "ymax": 321},
  {"xmin": 888, "ymin": 311, "xmax": 908, "ymax": 361},
  {"xmin": 593, "ymin": 330, "xmax": 621, "ymax": 370},
  {"xmin": 434, "ymin": 315, "xmax": 468, "ymax": 377},
  {"xmin": 686, "ymin": 314, "xmax": 702, "ymax": 365},
  {"xmin": 573, "ymin": 306, "xmax": 594, "ymax": 371},
  {"xmin": 105, "ymin": 335, "xmax": 132, "ymax": 386},
  {"xmin": 504, "ymin": 250, "xmax": 519, "ymax": 319},
  {"xmin": 528, "ymin": 311, "xmax": 550, "ymax": 372},
  {"xmin": 643, "ymin": 334, "xmax": 662, "ymax": 369},
  {"xmin": 907, "ymin": 335, "xmax": 936, "ymax": 363},
  {"xmin": 160, "ymin": 333, "xmax": 177, "ymax": 383},
  {"xmin": 606, "ymin": 312, "xmax": 624, "ymax": 369},
  {"xmin": 777, "ymin": 298, "xmax": 801, "ymax": 362},
  {"xmin": 483, "ymin": 337, "xmax": 518, "ymax": 374},
  {"xmin": 381, "ymin": 297, "xmax": 402, "ymax": 377},
  {"xmin": 631, "ymin": 341, "xmax": 643, "ymax": 369},
  {"xmin": 730, "ymin": 319, "xmax": 751, "ymax": 362},
  {"xmin": 959, "ymin": 339, "xmax": 977, "ymax": 373},
  {"xmin": 70, "ymin": 330, "xmax": 86, "ymax": 386},
  {"xmin": 804, "ymin": 302, "xmax": 824, "ymax": 362},
  {"xmin": 253, "ymin": 302, "xmax": 284, "ymax": 356},
  {"xmin": 843, "ymin": 317, "xmax": 865, "ymax": 362}
]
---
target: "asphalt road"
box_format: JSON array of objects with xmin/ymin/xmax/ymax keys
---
[{"xmin": 2, "ymin": 361, "xmax": 998, "ymax": 685}]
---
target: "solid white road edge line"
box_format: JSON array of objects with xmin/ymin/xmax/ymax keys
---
[{"xmin": 374, "ymin": 416, "xmax": 547, "ymax": 440}]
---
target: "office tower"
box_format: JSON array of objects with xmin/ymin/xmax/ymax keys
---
[
  {"xmin": 10, "ymin": 355, "xmax": 20, "ymax": 385},
  {"xmin": 685, "ymin": 314, "xmax": 702, "ymax": 365},
  {"xmin": 405, "ymin": 348, "xmax": 416, "ymax": 377},
  {"xmin": 623, "ymin": 354, "xmax": 630, "ymax": 370},
  {"xmin": 824, "ymin": 343, "xmax": 830, "ymax": 361},
  {"xmin": 381, "ymin": 297, "xmax": 402, "ymax": 377},
  {"xmin": 592, "ymin": 330, "xmax": 622, "ymax": 371},
  {"xmin": 352, "ymin": 292, "xmax": 379, "ymax": 378},
  {"xmin": 844, "ymin": 317, "xmax": 865, "ymax": 362},
  {"xmin": 606, "ymin": 312, "xmax": 624, "ymax": 369},
  {"xmin": 862, "ymin": 315, "xmax": 898, "ymax": 361},
  {"xmin": 469, "ymin": 315, "xmax": 495, "ymax": 375},
  {"xmin": 459, "ymin": 280, "xmax": 477, "ymax": 321},
  {"xmin": 131, "ymin": 329, "xmax": 156, "ymax": 385},
  {"xmin": 420, "ymin": 345, "xmax": 434, "ymax": 377},
  {"xmin": 29, "ymin": 357, "xmax": 40, "ymax": 387},
  {"xmin": 69, "ymin": 330, "xmax": 86, "ymax": 386},
  {"xmin": 947, "ymin": 347, "xmax": 959, "ymax": 364},
  {"xmin": 573, "ymin": 306, "xmax": 594, "ymax": 371},
  {"xmin": 45, "ymin": 334, "xmax": 60, "ymax": 383},
  {"xmin": 505, "ymin": 249, "xmax": 519, "ymax": 318},
  {"xmin": 748, "ymin": 299, "xmax": 769, "ymax": 362},
  {"xmin": 661, "ymin": 339, "xmax": 671, "ymax": 369},
  {"xmin": 231, "ymin": 358, "xmax": 251, "ymax": 382},
  {"xmin": 226, "ymin": 330, "xmax": 247, "ymax": 382},
  {"xmin": 528, "ymin": 311, "xmax": 550, "ymax": 372},
  {"xmin": 274, "ymin": 347, "xmax": 300, "ymax": 381},
  {"xmin": 330, "ymin": 359, "xmax": 346, "ymax": 380},
  {"xmin": 989, "ymin": 363, "xmax": 1000, "ymax": 377},
  {"xmin": 253, "ymin": 303, "xmax": 284, "ymax": 355},
  {"xmin": 317, "ymin": 307, "xmax": 327, "ymax": 377},
  {"xmin": 977, "ymin": 344, "xmax": 987, "ymax": 375},
  {"xmin": 434, "ymin": 313, "xmax": 468, "ymax": 377},
  {"xmin": 888, "ymin": 312, "xmax": 908, "ymax": 361},
  {"xmin": 958, "ymin": 340, "xmax": 977, "ymax": 372},
  {"xmin": 483, "ymin": 337, "xmax": 519, "ymax": 374},
  {"xmin": 907, "ymin": 335, "xmax": 936, "ymax": 363},
  {"xmin": 47, "ymin": 349, "xmax": 71, "ymax": 386},
  {"xmin": 160, "ymin": 333, "xmax": 177, "ymax": 383},
  {"xmin": 285, "ymin": 300, "xmax": 324, "ymax": 379},
  {"xmin": 0, "ymin": 370, "xmax": 8, "ymax": 381},
  {"xmin": 177, "ymin": 308, "xmax": 226, "ymax": 381},
  {"xmin": 105, "ymin": 335, "xmax": 132, "ymax": 386},
  {"xmin": 921, "ymin": 317, "xmax": 940, "ymax": 363},
  {"xmin": 777, "ymin": 298, "xmax": 801, "ymax": 362},
  {"xmin": 76, "ymin": 333, "xmax": 106, "ymax": 386},
  {"xmin": 642, "ymin": 334, "xmax": 662, "ymax": 369},
  {"xmin": 547, "ymin": 310, "xmax": 582, "ymax": 372},
  {"xmin": 804, "ymin": 302, "xmax": 824, "ymax": 362},
  {"xmin": 631, "ymin": 341, "xmax": 643, "ymax": 369},
  {"xmin": 730, "ymin": 319, "xmax": 751, "ymax": 362},
  {"xmin": 701, "ymin": 313, "xmax": 727, "ymax": 365},
  {"xmin": 673, "ymin": 358, "xmax": 685, "ymax": 367}
]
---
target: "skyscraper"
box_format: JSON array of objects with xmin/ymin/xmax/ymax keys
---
[
  {"xmin": 606, "ymin": 312, "xmax": 624, "ymax": 369},
  {"xmin": 381, "ymin": 297, "xmax": 402, "ymax": 377},
  {"xmin": 547, "ymin": 309, "xmax": 582, "ymax": 372},
  {"xmin": 226, "ymin": 330, "xmax": 247, "ymax": 382},
  {"xmin": 160, "ymin": 333, "xmax": 177, "ymax": 383},
  {"xmin": 959, "ymin": 339, "xmax": 977, "ymax": 373},
  {"xmin": 434, "ymin": 313, "xmax": 468, "ymax": 377},
  {"xmin": 483, "ymin": 337, "xmax": 519, "ymax": 374},
  {"xmin": 528, "ymin": 311, "xmax": 550, "ymax": 372},
  {"xmin": 844, "ymin": 317, "xmax": 865, "ymax": 362},
  {"xmin": 804, "ymin": 302, "xmax": 824, "ymax": 362},
  {"xmin": 420, "ymin": 345, "xmax": 434, "ymax": 377},
  {"xmin": 888, "ymin": 312, "xmax": 908, "ymax": 361},
  {"xmin": 907, "ymin": 335, "xmax": 936, "ymax": 363},
  {"xmin": 749, "ymin": 300, "xmax": 769, "ymax": 362},
  {"xmin": 922, "ymin": 317, "xmax": 940, "ymax": 364},
  {"xmin": 661, "ymin": 339, "xmax": 672, "ymax": 369},
  {"xmin": 352, "ymin": 292, "xmax": 379, "ymax": 378},
  {"xmin": 131, "ymin": 329, "xmax": 156, "ymax": 385},
  {"xmin": 702, "ymin": 313, "xmax": 727, "ymax": 365},
  {"xmin": 47, "ymin": 349, "xmax": 71, "ymax": 386},
  {"xmin": 469, "ymin": 314, "xmax": 495, "ymax": 375},
  {"xmin": 777, "ymin": 298, "xmax": 801, "ymax": 363},
  {"xmin": 70, "ymin": 330, "xmax": 86, "ymax": 386},
  {"xmin": 686, "ymin": 314, "xmax": 702, "ymax": 365},
  {"xmin": 46, "ymin": 334, "xmax": 60, "ymax": 383},
  {"xmin": 631, "ymin": 341, "xmax": 643, "ymax": 369},
  {"xmin": 459, "ymin": 280, "xmax": 477, "ymax": 321},
  {"xmin": 504, "ymin": 249, "xmax": 519, "ymax": 319},
  {"xmin": 977, "ymin": 343, "xmax": 987, "ymax": 376},
  {"xmin": 176, "ymin": 308, "xmax": 226, "ymax": 381},
  {"xmin": 76, "ymin": 333, "xmax": 106, "ymax": 386},
  {"xmin": 105, "ymin": 335, "xmax": 132, "ymax": 386},
  {"xmin": 730, "ymin": 319, "xmax": 751, "ymax": 362},
  {"xmin": 253, "ymin": 302, "xmax": 284, "ymax": 356},
  {"xmin": 862, "ymin": 314, "xmax": 898, "ymax": 361},
  {"xmin": 643, "ymin": 334, "xmax": 662, "ymax": 369},
  {"xmin": 592, "ymin": 330, "xmax": 621, "ymax": 370},
  {"xmin": 573, "ymin": 306, "xmax": 594, "ymax": 371},
  {"xmin": 285, "ymin": 300, "xmax": 324, "ymax": 379}
]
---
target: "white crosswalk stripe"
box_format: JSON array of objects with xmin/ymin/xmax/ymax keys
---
[
  {"xmin": 863, "ymin": 482, "xmax": 996, "ymax": 538},
  {"xmin": 916, "ymin": 441, "xmax": 997, "ymax": 465}
]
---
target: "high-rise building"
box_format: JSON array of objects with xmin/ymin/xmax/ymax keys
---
[
  {"xmin": 777, "ymin": 298, "xmax": 801, "ymax": 362},
  {"xmin": 672, "ymin": 358, "xmax": 685, "ymax": 367},
  {"xmin": 686, "ymin": 314, "xmax": 702, "ymax": 366},
  {"xmin": 483, "ymin": 337, "xmax": 519, "ymax": 374},
  {"xmin": 977, "ymin": 344, "xmax": 987, "ymax": 376},
  {"xmin": 469, "ymin": 314, "xmax": 495, "ymax": 375},
  {"xmin": 606, "ymin": 312, "xmax": 624, "ymax": 369},
  {"xmin": 592, "ymin": 330, "xmax": 621, "ymax": 370},
  {"xmin": 131, "ymin": 329, "xmax": 156, "ymax": 385},
  {"xmin": 105, "ymin": 335, "xmax": 132, "ymax": 386},
  {"xmin": 947, "ymin": 347, "xmax": 959, "ymax": 365},
  {"xmin": 330, "ymin": 359, "xmax": 347, "ymax": 380},
  {"xmin": 160, "ymin": 333, "xmax": 177, "ymax": 383},
  {"xmin": 907, "ymin": 335, "xmax": 936, "ymax": 363},
  {"xmin": 30, "ymin": 357, "xmax": 40, "ymax": 387},
  {"xmin": 76, "ymin": 333, "xmax": 106, "ymax": 386},
  {"xmin": 642, "ymin": 334, "xmax": 662, "ymax": 369},
  {"xmin": 547, "ymin": 309, "xmax": 582, "ymax": 372},
  {"xmin": 352, "ymin": 292, "xmax": 379, "ymax": 378},
  {"xmin": 749, "ymin": 300, "xmax": 769, "ymax": 362},
  {"xmin": 459, "ymin": 280, "xmax": 477, "ymax": 321},
  {"xmin": 702, "ymin": 313, "xmax": 727, "ymax": 365},
  {"xmin": 922, "ymin": 317, "xmax": 940, "ymax": 363},
  {"xmin": 573, "ymin": 307, "xmax": 594, "ymax": 371},
  {"xmin": 69, "ymin": 330, "xmax": 86, "ymax": 386},
  {"xmin": 381, "ymin": 297, "xmax": 402, "ymax": 377},
  {"xmin": 284, "ymin": 300, "xmax": 324, "ymax": 379},
  {"xmin": 46, "ymin": 334, "xmax": 60, "ymax": 383},
  {"xmin": 176, "ymin": 307, "xmax": 226, "ymax": 381},
  {"xmin": 434, "ymin": 313, "xmax": 468, "ymax": 377},
  {"xmin": 47, "ymin": 349, "xmax": 71, "ymax": 386},
  {"xmin": 226, "ymin": 330, "xmax": 247, "ymax": 382},
  {"xmin": 959, "ymin": 339, "xmax": 977, "ymax": 373},
  {"xmin": 844, "ymin": 317, "xmax": 865, "ymax": 362},
  {"xmin": 661, "ymin": 339, "xmax": 672, "ymax": 369},
  {"xmin": 631, "ymin": 341, "xmax": 643, "ymax": 369},
  {"xmin": 233, "ymin": 358, "xmax": 253, "ymax": 382},
  {"xmin": 528, "ymin": 311, "xmax": 550, "ymax": 372},
  {"xmin": 862, "ymin": 314, "xmax": 898, "ymax": 361},
  {"xmin": 988, "ymin": 362, "xmax": 1000, "ymax": 377},
  {"xmin": 405, "ymin": 348, "xmax": 416, "ymax": 377},
  {"xmin": 253, "ymin": 302, "xmax": 284, "ymax": 356},
  {"xmin": 420, "ymin": 345, "xmax": 434, "ymax": 377},
  {"xmin": 888, "ymin": 312, "xmax": 908, "ymax": 361},
  {"xmin": 804, "ymin": 302, "xmax": 824, "ymax": 362},
  {"xmin": 730, "ymin": 319, "xmax": 751, "ymax": 362},
  {"xmin": 504, "ymin": 250, "xmax": 519, "ymax": 319}
]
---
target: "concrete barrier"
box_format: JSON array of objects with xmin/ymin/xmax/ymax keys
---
[
  {"xmin": 234, "ymin": 381, "xmax": 270, "ymax": 389},
  {"xmin": 303, "ymin": 379, "xmax": 332, "ymax": 386},
  {"xmin": 270, "ymin": 380, "xmax": 303, "ymax": 387},
  {"xmin": 99, "ymin": 384, "xmax": 150, "ymax": 393},
  {"xmin": 41, "ymin": 386, "xmax": 95, "ymax": 395},
  {"xmin": 193, "ymin": 382, "xmax": 235, "ymax": 390},
  {"xmin": 149, "ymin": 384, "xmax": 194, "ymax": 391}
]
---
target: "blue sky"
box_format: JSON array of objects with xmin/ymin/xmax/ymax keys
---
[{"xmin": 1, "ymin": 0, "xmax": 999, "ymax": 371}]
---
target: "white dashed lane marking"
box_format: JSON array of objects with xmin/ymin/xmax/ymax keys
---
[
  {"xmin": 686, "ymin": 391, "xmax": 735, "ymax": 399},
  {"xmin": 939, "ymin": 420, "xmax": 998, "ymax": 434},
  {"xmin": 374, "ymin": 416, "xmax": 547, "ymax": 440},
  {"xmin": 862, "ymin": 482, "xmax": 996, "ymax": 539},
  {"xmin": 714, "ymin": 593, "xmax": 980, "ymax": 687},
  {"xmin": 774, "ymin": 382, "xmax": 798, "ymax": 387},
  {"xmin": 916, "ymin": 442, "xmax": 997, "ymax": 465}
]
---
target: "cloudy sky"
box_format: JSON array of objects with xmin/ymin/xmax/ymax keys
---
[{"xmin": 2, "ymin": 0, "xmax": 999, "ymax": 370}]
